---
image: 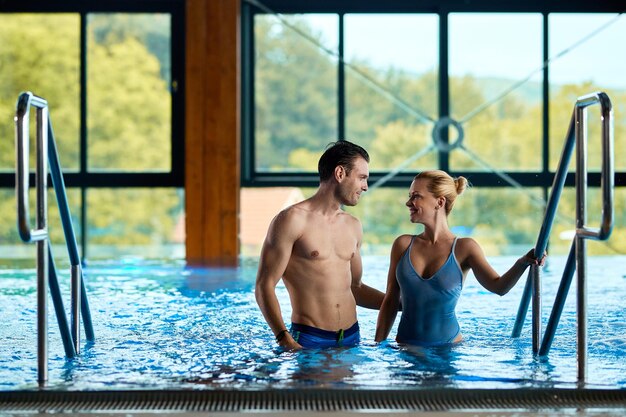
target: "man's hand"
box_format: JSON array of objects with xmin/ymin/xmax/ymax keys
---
[{"xmin": 277, "ymin": 331, "xmax": 302, "ymax": 350}]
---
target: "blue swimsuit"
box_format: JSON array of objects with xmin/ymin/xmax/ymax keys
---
[
  {"xmin": 396, "ymin": 236, "xmax": 463, "ymax": 346},
  {"xmin": 291, "ymin": 322, "xmax": 360, "ymax": 349}
]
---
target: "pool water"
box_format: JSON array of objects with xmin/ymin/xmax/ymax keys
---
[{"xmin": 0, "ymin": 255, "xmax": 624, "ymax": 391}]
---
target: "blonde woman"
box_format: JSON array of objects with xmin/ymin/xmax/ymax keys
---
[{"xmin": 375, "ymin": 170, "xmax": 545, "ymax": 347}]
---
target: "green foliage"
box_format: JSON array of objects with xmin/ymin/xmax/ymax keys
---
[
  {"xmin": 345, "ymin": 66, "xmax": 437, "ymax": 154},
  {"xmin": 89, "ymin": 14, "xmax": 171, "ymax": 83},
  {"xmin": 1, "ymin": 13, "xmax": 623, "ymax": 257},
  {"xmin": 0, "ymin": 14, "xmax": 180, "ymax": 252},
  {"xmin": 255, "ymin": 17, "xmax": 625, "ymax": 256},
  {"xmin": 255, "ymin": 16, "xmax": 337, "ymax": 171},
  {"xmin": 87, "ymin": 189, "xmax": 180, "ymax": 246},
  {"xmin": 87, "ymin": 33, "xmax": 171, "ymax": 171},
  {"xmin": 0, "ymin": 14, "xmax": 80, "ymax": 171}
]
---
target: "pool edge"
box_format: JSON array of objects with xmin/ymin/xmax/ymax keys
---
[{"xmin": 1, "ymin": 388, "xmax": 625, "ymax": 412}]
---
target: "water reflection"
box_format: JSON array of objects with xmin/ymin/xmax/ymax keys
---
[
  {"xmin": 289, "ymin": 348, "xmax": 363, "ymax": 388},
  {"xmin": 393, "ymin": 343, "xmax": 459, "ymax": 387}
]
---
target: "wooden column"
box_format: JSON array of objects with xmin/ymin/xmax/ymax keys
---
[{"xmin": 185, "ymin": 0, "xmax": 240, "ymax": 266}]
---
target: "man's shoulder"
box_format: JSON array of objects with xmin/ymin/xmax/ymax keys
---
[
  {"xmin": 339, "ymin": 210, "xmax": 361, "ymax": 225},
  {"xmin": 273, "ymin": 203, "xmax": 308, "ymax": 224}
]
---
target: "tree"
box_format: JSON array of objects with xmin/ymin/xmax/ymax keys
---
[{"xmin": 0, "ymin": 14, "xmax": 181, "ymax": 253}]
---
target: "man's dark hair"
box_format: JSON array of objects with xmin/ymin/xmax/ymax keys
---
[{"xmin": 318, "ymin": 140, "xmax": 370, "ymax": 182}]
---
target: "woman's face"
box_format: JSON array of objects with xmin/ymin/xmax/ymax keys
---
[{"xmin": 405, "ymin": 178, "xmax": 439, "ymax": 223}]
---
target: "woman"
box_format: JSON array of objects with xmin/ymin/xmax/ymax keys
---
[{"xmin": 375, "ymin": 170, "xmax": 545, "ymax": 347}]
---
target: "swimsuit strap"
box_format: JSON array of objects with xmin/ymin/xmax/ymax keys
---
[{"xmin": 451, "ymin": 236, "xmax": 458, "ymax": 254}]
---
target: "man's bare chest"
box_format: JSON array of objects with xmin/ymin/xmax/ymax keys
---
[{"xmin": 294, "ymin": 224, "xmax": 357, "ymax": 261}]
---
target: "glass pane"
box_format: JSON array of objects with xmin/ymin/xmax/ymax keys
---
[
  {"xmin": 349, "ymin": 186, "xmax": 544, "ymax": 256},
  {"xmin": 345, "ymin": 14, "xmax": 439, "ymax": 172},
  {"xmin": 549, "ymin": 13, "xmax": 626, "ymax": 171},
  {"xmin": 48, "ymin": 188, "xmax": 83, "ymax": 262},
  {"xmin": 254, "ymin": 14, "xmax": 338, "ymax": 172},
  {"xmin": 240, "ymin": 187, "xmax": 314, "ymax": 256},
  {"xmin": 0, "ymin": 14, "xmax": 80, "ymax": 172},
  {"xmin": 0, "ymin": 190, "xmax": 33, "ymax": 259},
  {"xmin": 550, "ymin": 187, "xmax": 625, "ymax": 256},
  {"xmin": 86, "ymin": 188, "xmax": 184, "ymax": 259},
  {"xmin": 0, "ymin": 188, "xmax": 81, "ymax": 261},
  {"xmin": 347, "ymin": 188, "xmax": 414, "ymax": 255},
  {"xmin": 449, "ymin": 13, "xmax": 543, "ymax": 171},
  {"xmin": 87, "ymin": 13, "xmax": 172, "ymax": 172}
]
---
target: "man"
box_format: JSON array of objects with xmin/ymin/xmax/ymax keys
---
[{"xmin": 255, "ymin": 140, "xmax": 384, "ymax": 350}]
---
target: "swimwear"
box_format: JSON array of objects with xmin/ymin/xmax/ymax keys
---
[
  {"xmin": 396, "ymin": 236, "xmax": 463, "ymax": 346},
  {"xmin": 290, "ymin": 322, "xmax": 360, "ymax": 349}
]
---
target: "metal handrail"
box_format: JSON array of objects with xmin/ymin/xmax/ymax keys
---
[
  {"xmin": 15, "ymin": 92, "xmax": 95, "ymax": 384},
  {"xmin": 47, "ymin": 118, "xmax": 95, "ymax": 343},
  {"xmin": 15, "ymin": 92, "xmax": 49, "ymax": 384},
  {"xmin": 511, "ymin": 109, "xmax": 577, "ymax": 347},
  {"xmin": 511, "ymin": 91, "xmax": 613, "ymax": 384},
  {"xmin": 574, "ymin": 92, "xmax": 613, "ymax": 382}
]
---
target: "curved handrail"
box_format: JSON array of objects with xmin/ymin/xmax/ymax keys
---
[
  {"xmin": 574, "ymin": 91, "xmax": 613, "ymax": 383},
  {"xmin": 15, "ymin": 92, "xmax": 49, "ymax": 243},
  {"xmin": 575, "ymin": 92, "xmax": 614, "ymax": 241},
  {"xmin": 511, "ymin": 91, "xmax": 614, "ymax": 384},
  {"xmin": 14, "ymin": 91, "xmax": 96, "ymax": 384},
  {"xmin": 15, "ymin": 92, "xmax": 50, "ymax": 384}
]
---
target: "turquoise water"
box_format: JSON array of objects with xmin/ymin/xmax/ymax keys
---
[{"xmin": 0, "ymin": 255, "xmax": 624, "ymax": 390}]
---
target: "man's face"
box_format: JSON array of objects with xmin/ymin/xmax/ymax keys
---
[{"xmin": 338, "ymin": 157, "xmax": 369, "ymax": 207}]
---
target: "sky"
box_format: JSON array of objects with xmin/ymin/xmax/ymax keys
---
[{"xmin": 297, "ymin": 12, "xmax": 625, "ymax": 90}]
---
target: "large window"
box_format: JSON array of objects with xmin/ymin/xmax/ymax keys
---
[
  {"xmin": 0, "ymin": 2, "xmax": 184, "ymax": 259},
  {"xmin": 345, "ymin": 14, "xmax": 439, "ymax": 172},
  {"xmin": 254, "ymin": 14, "xmax": 338, "ymax": 172},
  {"xmin": 242, "ymin": 2, "xmax": 625, "ymax": 255},
  {"xmin": 549, "ymin": 13, "xmax": 626, "ymax": 172},
  {"xmin": 449, "ymin": 13, "xmax": 543, "ymax": 172}
]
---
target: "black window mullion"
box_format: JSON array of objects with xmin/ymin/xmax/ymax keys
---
[
  {"xmin": 438, "ymin": 12, "xmax": 449, "ymax": 172},
  {"xmin": 241, "ymin": 3, "xmax": 256, "ymax": 184},
  {"xmin": 170, "ymin": 3, "xmax": 186, "ymax": 184},
  {"xmin": 80, "ymin": 12, "xmax": 88, "ymax": 259},
  {"xmin": 338, "ymin": 13, "xmax": 345, "ymax": 141},
  {"xmin": 542, "ymin": 12, "xmax": 550, "ymax": 176}
]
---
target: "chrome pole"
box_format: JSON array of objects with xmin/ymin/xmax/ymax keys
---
[
  {"xmin": 531, "ymin": 264, "xmax": 541, "ymax": 354},
  {"xmin": 36, "ymin": 105, "xmax": 49, "ymax": 384},
  {"xmin": 15, "ymin": 92, "xmax": 50, "ymax": 384},
  {"xmin": 573, "ymin": 92, "xmax": 614, "ymax": 383},
  {"xmin": 575, "ymin": 97, "xmax": 588, "ymax": 383},
  {"xmin": 71, "ymin": 264, "xmax": 82, "ymax": 354}
]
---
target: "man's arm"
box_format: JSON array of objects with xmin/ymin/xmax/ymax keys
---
[
  {"xmin": 350, "ymin": 220, "xmax": 384, "ymax": 309},
  {"xmin": 255, "ymin": 209, "xmax": 302, "ymax": 350}
]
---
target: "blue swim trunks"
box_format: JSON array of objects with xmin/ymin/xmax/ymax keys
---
[{"xmin": 290, "ymin": 322, "xmax": 360, "ymax": 349}]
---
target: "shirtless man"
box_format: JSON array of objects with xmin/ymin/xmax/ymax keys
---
[{"xmin": 255, "ymin": 140, "xmax": 384, "ymax": 350}]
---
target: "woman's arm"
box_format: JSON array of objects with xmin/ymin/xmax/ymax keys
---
[
  {"xmin": 463, "ymin": 238, "xmax": 545, "ymax": 296},
  {"xmin": 375, "ymin": 236, "xmax": 410, "ymax": 342}
]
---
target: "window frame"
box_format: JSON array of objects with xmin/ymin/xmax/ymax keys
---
[
  {"xmin": 0, "ymin": 0, "xmax": 185, "ymax": 256},
  {"xmin": 241, "ymin": 0, "xmax": 625, "ymax": 190}
]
